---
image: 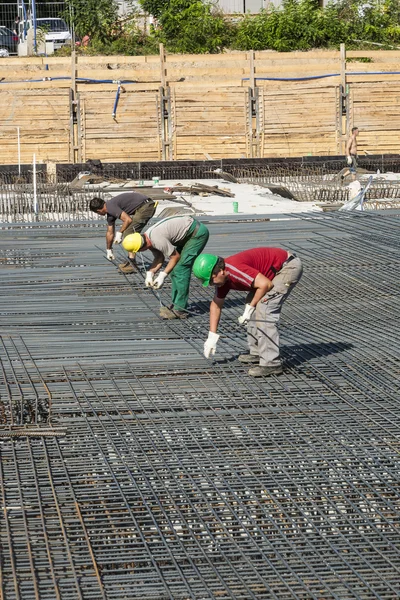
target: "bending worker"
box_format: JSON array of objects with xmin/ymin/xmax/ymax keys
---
[
  {"xmin": 193, "ymin": 248, "xmax": 303, "ymax": 377},
  {"xmin": 89, "ymin": 191, "xmax": 157, "ymax": 273},
  {"xmin": 122, "ymin": 215, "xmax": 209, "ymax": 319}
]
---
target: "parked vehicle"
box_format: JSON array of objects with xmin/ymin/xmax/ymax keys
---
[
  {"xmin": 35, "ymin": 18, "xmax": 72, "ymax": 50},
  {"xmin": 0, "ymin": 26, "xmax": 18, "ymax": 56}
]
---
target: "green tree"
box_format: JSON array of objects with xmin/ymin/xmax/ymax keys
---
[
  {"xmin": 65, "ymin": 0, "xmax": 119, "ymax": 42},
  {"xmin": 155, "ymin": 0, "xmax": 234, "ymax": 53},
  {"xmin": 139, "ymin": 0, "xmax": 170, "ymax": 19}
]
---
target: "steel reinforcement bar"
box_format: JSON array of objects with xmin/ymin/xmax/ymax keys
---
[{"xmin": 0, "ymin": 212, "xmax": 399, "ymax": 599}]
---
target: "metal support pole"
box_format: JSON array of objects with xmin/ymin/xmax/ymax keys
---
[
  {"xmin": 32, "ymin": 0, "xmax": 37, "ymax": 53},
  {"xmin": 33, "ymin": 153, "xmax": 38, "ymax": 218},
  {"xmin": 17, "ymin": 127, "xmax": 21, "ymax": 175}
]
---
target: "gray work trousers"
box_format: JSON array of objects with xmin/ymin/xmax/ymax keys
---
[{"xmin": 246, "ymin": 255, "xmax": 303, "ymax": 367}]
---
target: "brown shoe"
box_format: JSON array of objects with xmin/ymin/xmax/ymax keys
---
[
  {"xmin": 118, "ymin": 260, "xmax": 137, "ymax": 274},
  {"xmin": 159, "ymin": 306, "xmax": 189, "ymax": 320},
  {"xmin": 159, "ymin": 306, "xmax": 173, "ymax": 318},
  {"xmin": 172, "ymin": 309, "xmax": 189, "ymax": 320}
]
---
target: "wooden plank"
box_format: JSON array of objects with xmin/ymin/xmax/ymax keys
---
[
  {"xmin": 254, "ymin": 50, "xmax": 340, "ymax": 60},
  {"xmin": 346, "ymin": 50, "xmax": 400, "ymax": 58}
]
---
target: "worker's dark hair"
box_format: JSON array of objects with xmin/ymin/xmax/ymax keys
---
[
  {"xmin": 352, "ymin": 126, "xmax": 359, "ymax": 133},
  {"xmin": 89, "ymin": 197, "xmax": 105, "ymax": 212},
  {"xmin": 212, "ymin": 257, "xmax": 225, "ymax": 275},
  {"xmin": 137, "ymin": 234, "xmax": 146, "ymax": 250}
]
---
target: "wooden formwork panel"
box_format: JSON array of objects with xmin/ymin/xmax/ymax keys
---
[
  {"xmin": 349, "ymin": 82, "xmax": 400, "ymax": 154},
  {"xmin": 0, "ymin": 89, "xmax": 70, "ymax": 164},
  {"xmin": 2, "ymin": 51, "xmax": 400, "ymax": 163},
  {"xmin": 259, "ymin": 82, "xmax": 339, "ymax": 158},
  {"xmin": 172, "ymin": 89, "xmax": 249, "ymax": 160},
  {"xmin": 79, "ymin": 89, "xmax": 161, "ymax": 162}
]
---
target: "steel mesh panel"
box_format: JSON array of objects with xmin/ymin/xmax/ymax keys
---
[{"xmin": 0, "ymin": 212, "xmax": 400, "ymax": 599}]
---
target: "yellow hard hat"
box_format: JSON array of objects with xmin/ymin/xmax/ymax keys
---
[{"xmin": 122, "ymin": 233, "xmax": 144, "ymax": 253}]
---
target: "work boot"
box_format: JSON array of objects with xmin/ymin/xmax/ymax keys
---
[
  {"xmin": 159, "ymin": 306, "xmax": 189, "ymax": 320},
  {"xmin": 248, "ymin": 365, "xmax": 283, "ymax": 377},
  {"xmin": 118, "ymin": 260, "xmax": 137, "ymax": 274},
  {"xmin": 159, "ymin": 306, "xmax": 174, "ymax": 318},
  {"xmin": 238, "ymin": 353, "xmax": 259, "ymax": 364},
  {"xmin": 172, "ymin": 309, "xmax": 189, "ymax": 320}
]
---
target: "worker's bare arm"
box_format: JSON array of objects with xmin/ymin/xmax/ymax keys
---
[
  {"xmin": 106, "ymin": 224, "xmax": 115, "ymax": 249},
  {"xmin": 210, "ymin": 295, "xmax": 225, "ymax": 333},
  {"xmin": 119, "ymin": 211, "xmax": 133, "ymax": 233},
  {"xmin": 346, "ymin": 136, "xmax": 352, "ymax": 156},
  {"xmin": 163, "ymin": 250, "xmax": 181, "ymax": 275},
  {"xmin": 251, "ymin": 273, "xmax": 274, "ymax": 305},
  {"xmin": 148, "ymin": 248, "xmax": 165, "ymax": 273}
]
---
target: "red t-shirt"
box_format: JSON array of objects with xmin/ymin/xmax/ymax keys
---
[{"xmin": 216, "ymin": 247, "xmax": 289, "ymax": 299}]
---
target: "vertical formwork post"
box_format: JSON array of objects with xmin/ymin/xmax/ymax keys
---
[
  {"xmin": 248, "ymin": 50, "xmax": 259, "ymax": 158},
  {"xmin": 159, "ymin": 42, "xmax": 166, "ymax": 88},
  {"xmin": 340, "ymin": 43, "xmax": 348, "ymax": 155},
  {"xmin": 159, "ymin": 87, "xmax": 172, "ymax": 161},
  {"xmin": 159, "ymin": 44, "xmax": 172, "ymax": 160},
  {"xmin": 69, "ymin": 50, "xmax": 79, "ymax": 163}
]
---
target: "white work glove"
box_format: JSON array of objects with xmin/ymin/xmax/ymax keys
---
[
  {"xmin": 106, "ymin": 249, "xmax": 115, "ymax": 261},
  {"xmin": 145, "ymin": 271, "xmax": 155, "ymax": 287},
  {"xmin": 204, "ymin": 331, "xmax": 220, "ymax": 358},
  {"xmin": 153, "ymin": 271, "xmax": 168, "ymax": 290},
  {"xmin": 346, "ymin": 156, "xmax": 352, "ymax": 166},
  {"xmin": 114, "ymin": 231, "xmax": 123, "ymax": 244},
  {"xmin": 238, "ymin": 304, "xmax": 255, "ymax": 325}
]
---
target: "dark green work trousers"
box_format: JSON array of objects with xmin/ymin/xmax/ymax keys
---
[{"xmin": 170, "ymin": 221, "xmax": 209, "ymax": 311}]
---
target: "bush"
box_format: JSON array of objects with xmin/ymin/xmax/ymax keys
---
[
  {"xmin": 62, "ymin": 0, "xmax": 400, "ymax": 55},
  {"xmin": 154, "ymin": 0, "xmax": 235, "ymax": 53},
  {"xmin": 233, "ymin": 0, "xmax": 342, "ymax": 51},
  {"xmin": 232, "ymin": 0, "xmax": 400, "ymax": 52},
  {"xmin": 85, "ymin": 29, "xmax": 159, "ymax": 55}
]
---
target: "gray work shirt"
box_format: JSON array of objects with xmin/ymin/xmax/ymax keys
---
[
  {"xmin": 146, "ymin": 216, "xmax": 194, "ymax": 258},
  {"xmin": 106, "ymin": 192, "xmax": 149, "ymax": 225}
]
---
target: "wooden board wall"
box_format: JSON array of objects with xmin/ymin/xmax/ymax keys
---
[
  {"xmin": 171, "ymin": 89, "xmax": 249, "ymax": 160},
  {"xmin": 259, "ymin": 81, "xmax": 340, "ymax": 157},
  {"xmin": 0, "ymin": 89, "xmax": 70, "ymax": 164},
  {"xmin": 0, "ymin": 50, "xmax": 400, "ymax": 163},
  {"xmin": 349, "ymin": 82, "xmax": 400, "ymax": 155},
  {"xmin": 79, "ymin": 89, "xmax": 161, "ymax": 162}
]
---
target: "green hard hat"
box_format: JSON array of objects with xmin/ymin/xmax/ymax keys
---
[{"xmin": 192, "ymin": 253, "xmax": 219, "ymax": 287}]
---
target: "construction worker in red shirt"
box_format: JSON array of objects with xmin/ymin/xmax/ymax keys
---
[{"xmin": 192, "ymin": 248, "xmax": 303, "ymax": 377}]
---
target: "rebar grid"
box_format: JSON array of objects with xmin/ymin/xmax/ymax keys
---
[
  {"xmin": 0, "ymin": 181, "xmax": 106, "ymax": 223},
  {"xmin": 54, "ymin": 156, "xmax": 400, "ymax": 184},
  {"xmin": 3, "ymin": 160, "xmax": 400, "ymax": 222},
  {"xmin": 233, "ymin": 166, "xmax": 400, "ymax": 205},
  {"xmin": 0, "ymin": 212, "xmax": 400, "ymax": 599}
]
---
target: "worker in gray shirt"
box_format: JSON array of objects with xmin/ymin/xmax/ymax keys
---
[
  {"xmin": 89, "ymin": 192, "xmax": 157, "ymax": 273},
  {"xmin": 122, "ymin": 215, "xmax": 209, "ymax": 319}
]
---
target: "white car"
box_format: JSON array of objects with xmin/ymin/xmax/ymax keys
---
[{"xmin": 35, "ymin": 18, "xmax": 72, "ymax": 49}]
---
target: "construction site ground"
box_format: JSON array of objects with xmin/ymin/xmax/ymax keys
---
[{"xmin": 0, "ymin": 208, "xmax": 399, "ymax": 599}]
